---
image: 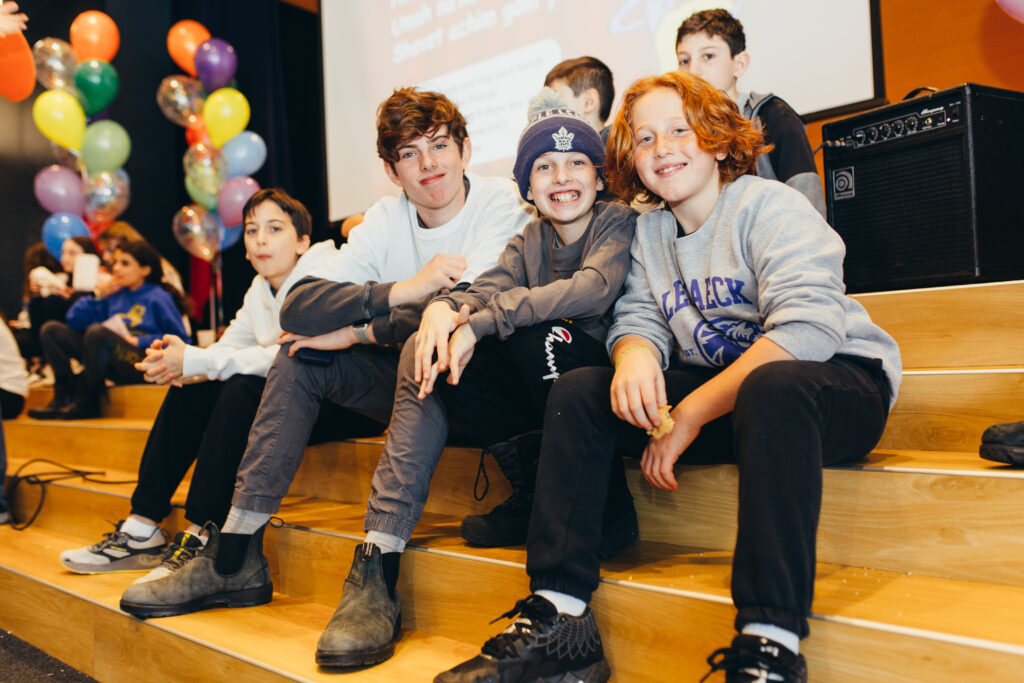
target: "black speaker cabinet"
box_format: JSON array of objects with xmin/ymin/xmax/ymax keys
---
[{"xmin": 823, "ymin": 83, "xmax": 1024, "ymax": 293}]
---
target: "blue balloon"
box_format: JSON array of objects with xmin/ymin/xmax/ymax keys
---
[
  {"xmin": 222, "ymin": 131, "xmax": 267, "ymax": 178},
  {"xmin": 42, "ymin": 212, "xmax": 90, "ymax": 259},
  {"xmin": 221, "ymin": 224, "xmax": 242, "ymax": 250}
]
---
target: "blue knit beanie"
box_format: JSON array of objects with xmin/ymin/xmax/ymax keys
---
[{"xmin": 513, "ymin": 88, "xmax": 606, "ymax": 202}]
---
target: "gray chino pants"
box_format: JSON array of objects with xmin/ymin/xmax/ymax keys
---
[{"xmin": 232, "ymin": 344, "xmax": 399, "ymax": 514}]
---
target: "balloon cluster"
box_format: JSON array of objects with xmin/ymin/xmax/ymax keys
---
[
  {"xmin": 159, "ymin": 20, "xmax": 264, "ymax": 263},
  {"xmin": 31, "ymin": 11, "xmax": 130, "ymax": 257}
]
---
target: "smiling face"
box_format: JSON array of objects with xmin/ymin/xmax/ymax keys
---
[
  {"xmin": 631, "ymin": 87, "xmax": 725, "ymax": 233},
  {"xmin": 111, "ymin": 249, "xmax": 151, "ymax": 291},
  {"xmin": 383, "ymin": 125, "xmax": 472, "ymax": 228},
  {"xmin": 676, "ymin": 31, "xmax": 748, "ymax": 101},
  {"xmin": 527, "ymin": 150, "xmax": 603, "ymax": 242},
  {"xmin": 60, "ymin": 239, "xmax": 85, "ymax": 274},
  {"xmin": 243, "ymin": 200, "xmax": 310, "ymax": 291}
]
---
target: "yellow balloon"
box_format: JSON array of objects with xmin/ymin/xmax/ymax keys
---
[
  {"xmin": 33, "ymin": 90, "xmax": 86, "ymax": 151},
  {"xmin": 203, "ymin": 88, "xmax": 250, "ymax": 148}
]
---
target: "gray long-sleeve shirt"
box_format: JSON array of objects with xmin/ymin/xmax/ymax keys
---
[{"xmin": 434, "ymin": 201, "xmax": 637, "ymax": 344}]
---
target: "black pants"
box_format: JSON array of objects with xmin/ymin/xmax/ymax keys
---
[
  {"xmin": 38, "ymin": 320, "xmax": 145, "ymax": 401},
  {"xmin": 0, "ymin": 389, "xmax": 26, "ymax": 511},
  {"xmin": 438, "ymin": 321, "xmax": 614, "ymax": 448},
  {"xmin": 130, "ymin": 375, "xmax": 384, "ymax": 528},
  {"xmin": 27, "ymin": 295, "xmax": 75, "ymax": 359},
  {"xmin": 526, "ymin": 355, "xmax": 891, "ymax": 638}
]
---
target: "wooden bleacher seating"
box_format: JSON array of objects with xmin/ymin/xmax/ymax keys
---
[{"xmin": 1, "ymin": 281, "xmax": 1022, "ymax": 681}]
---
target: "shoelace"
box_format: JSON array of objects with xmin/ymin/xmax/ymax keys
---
[
  {"xmin": 480, "ymin": 596, "xmax": 553, "ymax": 659},
  {"xmin": 472, "ymin": 448, "xmax": 492, "ymax": 502},
  {"xmin": 91, "ymin": 528, "xmax": 131, "ymax": 552},
  {"xmin": 159, "ymin": 535, "xmax": 203, "ymax": 571},
  {"xmin": 701, "ymin": 646, "xmax": 778, "ymax": 682}
]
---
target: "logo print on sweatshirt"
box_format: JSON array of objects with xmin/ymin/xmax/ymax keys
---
[
  {"xmin": 552, "ymin": 126, "xmax": 574, "ymax": 151},
  {"xmin": 542, "ymin": 326, "xmax": 573, "ymax": 380},
  {"xmin": 694, "ymin": 318, "xmax": 762, "ymax": 367}
]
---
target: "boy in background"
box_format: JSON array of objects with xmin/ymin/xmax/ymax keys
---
[
  {"xmin": 544, "ymin": 56, "xmax": 615, "ymax": 143},
  {"xmin": 675, "ymin": 8, "xmax": 826, "ymax": 216}
]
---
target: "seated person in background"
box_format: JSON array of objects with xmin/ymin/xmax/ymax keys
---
[
  {"xmin": 437, "ymin": 71, "xmax": 901, "ymax": 683},
  {"xmin": 118, "ymin": 87, "xmax": 532, "ymax": 624},
  {"xmin": 28, "ymin": 240, "xmax": 191, "ymax": 420},
  {"xmin": 98, "ymin": 221, "xmax": 185, "ymax": 296},
  {"xmin": 0, "ymin": 315, "xmax": 29, "ymax": 525},
  {"xmin": 58, "ymin": 189, "xmax": 382, "ymax": 578},
  {"xmin": 25, "ymin": 237, "xmax": 108, "ymax": 376},
  {"xmin": 543, "ymin": 55, "xmax": 616, "ymax": 143},
  {"xmin": 676, "ymin": 8, "xmax": 826, "ymax": 215},
  {"xmin": 299, "ymin": 91, "xmax": 638, "ymax": 669}
]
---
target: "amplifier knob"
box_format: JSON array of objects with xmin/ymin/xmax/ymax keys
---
[
  {"xmin": 893, "ymin": 119, "xmax": 905, "ymax": 135},
  {"xmin": 854, "ymin": 129, "xmax": 866, "ymax": 144},
  {"xmin": 880, "ymin": 123, "xmax": 892, "ymax": 138},
  {"xmin": 867, "ymin": 126, "xmax": 879, "ymax": 141},
  {"xmin": 906, "ymin": 117, "xmax": 918, "ymax": 131}
]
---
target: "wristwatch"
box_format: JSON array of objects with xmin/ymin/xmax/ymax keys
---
[{"xmin": 352, "ymin": 323, "xmax": 371, "ymax": 345}]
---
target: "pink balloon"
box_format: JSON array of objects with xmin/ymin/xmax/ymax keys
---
[
  {"xmin": 216, "ymin": 176, "xmax": 260, "ymax": 227},
  {"xmin": 34, "ymin": 165, "xmax": 85, "ymax": 215},
  {"xmin": 997, "ymin": 0, "xmax": 1024, "ymax": 23}
]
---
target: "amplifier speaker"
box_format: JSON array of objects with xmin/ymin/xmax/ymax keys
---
[{"xmin": 822, "ymin": 83, "xmax": 1024, "ymax": 293}]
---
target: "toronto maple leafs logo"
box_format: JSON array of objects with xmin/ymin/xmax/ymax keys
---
[
  {"xmin": 693, "ymin": 318, "xmax": 762, "ymax": 366},
  {"xmin": 552, "ymin": 126, "xmax": 574, "ymax": 151}
]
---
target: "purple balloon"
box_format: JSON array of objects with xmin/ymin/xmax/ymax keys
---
[
  {"xmin": 216, "ymin": 176, "xmax": 260, "ymax": 228},
  {"xmin": 34, "ymin": 165, "xmax": 85, "ymax": 216},
  {"xmin": 194, "ymin": 38, "xmax": 238, "ymax": 93}
]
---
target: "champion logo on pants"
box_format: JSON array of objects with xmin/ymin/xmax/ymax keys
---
[{"xmin": 542, "ymin": 326, "xmax": 573, "ymax": 381}]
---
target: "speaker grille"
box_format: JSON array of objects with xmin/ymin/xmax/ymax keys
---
[{"xmin": 831, "ymin": 135, "xmax": 974, "ymax": 291}]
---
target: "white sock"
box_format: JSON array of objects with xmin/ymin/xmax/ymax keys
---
[
  {"xmin": 742, "ymin": 623, "xmax": 800, "ymax": 655},
  {"xmin": 121, "ymin": 517, "xmax": 158, "ymax": 538},
  {"xmin": 365, "ymin": 530, "xmax": 406, "ymax": 554},
  {"xmin": 222, "ymin": 506, "xmax": 270, "ymax": 535},
  {"xmin": 535, "ymin": 590, "xmax": 586, "ymax": 617}
]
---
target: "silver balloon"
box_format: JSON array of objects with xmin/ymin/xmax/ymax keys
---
[
  {"xmin": 172, "ymin": 204, "xmax": 220, "ymax": 262},
  {"xmin": 182, "ymin": 142, "xmax": 227, "ymax": 196},
  {"xmin": 33, "ymin": 37, "xmax": 79, "ymax": 91},
  {"xmin": 50, "ymin": 141, "xmax": 87, "ymax": 176},
  {"xmin": 84, "ymin": 169, "xmax": 130, "ymax": 226},
  {"xmin": 156, "ymin": 75, "xmax": 205, "ymax": 127}
]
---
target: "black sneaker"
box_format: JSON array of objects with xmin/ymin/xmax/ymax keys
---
[
  {"xmin": 980, "ymin": 420, "xmax": 1024, "ymax": 466},
  {"xmin": 434, "ymin": 594, "xmax": 610, "ymax": 683},
  {"xmin": 132, "ymin": 530, "xmax": 206, "ymax": 584},
  {"xmin": 701, "ymin": 634, "xmax": 807, "ymax": 682}
]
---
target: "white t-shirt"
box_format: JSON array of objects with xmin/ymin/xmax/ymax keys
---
[{"xmin": 0, "ymin": 319, "xmax": 29, "ymax": 398}]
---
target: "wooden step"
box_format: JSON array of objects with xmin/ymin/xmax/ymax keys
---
[
  {"xmin": 5, "ymin": 418, "xmax": 151, "ymax": 473},
  {"xmin": 0, "ymin": 525, "xmax": 479, "ymax": 682},
  {"xmin": 9, "ymin": 434, "xmax": 1024, "ymax": 589},
  {"xmin": 3, "ymin": 508, "xmax": 1022, "ymax": 682},
  {"xmin": 880, "ymin": 368, "xmax": 1023, "ymax": 451},
  {"xmin": 852, "ymin": 280, "xmax": 1024, "ymax": 369}
]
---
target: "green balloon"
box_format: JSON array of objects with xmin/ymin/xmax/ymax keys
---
[
  {"xmin": 185, "ymin": 174, "xmax": 218, "ymax": 211},
  {"xmin": 74, "ymin": 59, "xmax": 119, "ymax": 117},
  {"xmin": 81, "ymin": 120, "xmax": 131, "ymax": 173}
]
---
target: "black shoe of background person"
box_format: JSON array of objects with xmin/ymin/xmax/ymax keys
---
[
  {"xmin": 119, "ymin": 523, "xmax": 271, "ymax": 618},
  {"xmin": 701, "ymin": 634, "xmax": 808, "ymax": 683},
  {"xmin": 980, "ymin": 420, "xmax": 1024, "ymax": 466},
  {"xmin": 26, "ymin": 382, "xmax": 74, "ymax": 419},
  {"xmin": 56, "ymin": 397, "xmax": 101, "ymax": 420},
  {"xmin": 316, "ymin": 543, "xmax": 402, "ymax": 668},
  {"xmin": 460, "ymin": 432, "xmax": 543, "ymax": 547},
  {"xmin": 435, "ymin": 594, "xmax": 610, "ymax": 683}
]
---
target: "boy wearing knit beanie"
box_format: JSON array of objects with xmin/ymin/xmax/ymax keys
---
[{"xmin": 287, "ymin": 90, "xmax": 639, "ymax": 671}]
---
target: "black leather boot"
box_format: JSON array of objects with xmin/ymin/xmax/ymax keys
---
[
  {"xmin": 27, "ymin": 381, "xmax": 73, "ymax": 419},
  {"xmin": 460, "ymin": 431, "xmax": 542, "ymax": 547}
]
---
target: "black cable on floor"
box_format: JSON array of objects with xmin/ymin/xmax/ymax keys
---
[{"xmin": 6, "ymin": 459, "xmax": 137, "ymax": 531}]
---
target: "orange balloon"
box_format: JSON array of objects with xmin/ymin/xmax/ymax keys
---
[
  {"xmin": 167, "ymin": 20, "xmax": 211, "ymax": 77},
  {"xmin": 0, "ymin": 30, "xmax": 35, "ymax": 102},
  {"xmin": 69, "ymin": 11, "xmax": 120, "ymax": 62}
]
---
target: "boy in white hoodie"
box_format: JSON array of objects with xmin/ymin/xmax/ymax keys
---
[{"xmin": 60, "ymin": 189, "xmax": 381, "ymax": 579}]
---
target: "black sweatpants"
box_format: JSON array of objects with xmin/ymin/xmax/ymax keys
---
[
  {"xmin": 526, "ymin": 355, "xmax": 891, "ymax": 638},
  {"xmin": 130, "ymin": 374, "xmax": 384, "ymax": 527},
  {"xmin": 39, "ymin": 320, "xmax": 145, "ymax": 401}
]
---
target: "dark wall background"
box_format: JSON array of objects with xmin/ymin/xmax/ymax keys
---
[{"xmin": 0, "ymin": 0, "xmax": 326, "ymax": 323}]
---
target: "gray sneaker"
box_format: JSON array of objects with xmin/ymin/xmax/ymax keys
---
[
  {"xmin": 60, "ymin": 521, "xmax": 166, "ymax": 574},
  {"xmin": 316, "ymin": 543, "xmax": 402, "ymax": 668},
  {"xmin": 132, "ymin": 530, "xmax": 207, "ymax": 584},
  {"xmin": 119, "ymin": 523, "xmax": 271, "ymax": 619}
]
